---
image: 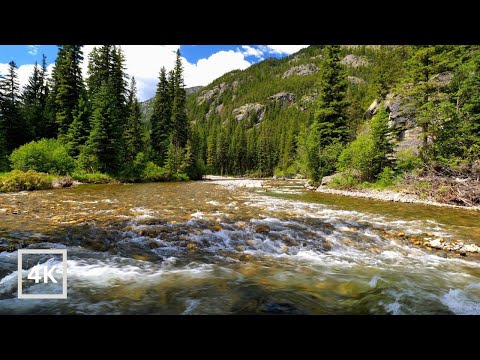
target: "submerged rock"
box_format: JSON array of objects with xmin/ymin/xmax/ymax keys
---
[{"xmin": 255, "ymin": 225, "xmax": 270, "ymax": 234}]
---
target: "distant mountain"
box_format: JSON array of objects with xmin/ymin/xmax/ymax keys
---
[{"xmin": 140, "ymin": 86, "xmax": 204, "ymax": 123}]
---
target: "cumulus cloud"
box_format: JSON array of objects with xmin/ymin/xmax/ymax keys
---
[
  {"xmin": 241, "ymin": 45, "xmax": 264, "ymax": 58},
  {"xmin": 1, "ymin": 45, "xmax": 308, "ymax": 101},
  {"xmin": 265, "ymin": 45, "xmax": 308, "ymax": 55}
]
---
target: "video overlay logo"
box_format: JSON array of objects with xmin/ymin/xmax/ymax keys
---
[{"xmin": 17, "ymin": 249, "xmax": 68, "ymax": 299}]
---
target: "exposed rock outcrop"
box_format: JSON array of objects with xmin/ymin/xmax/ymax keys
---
[
  {"xmin": 232, "ymin": 103, "xmax": 265, "ymax": 122},
  {"xmin": 385, "ymin": 93, "xmax": 416, "ymax": 130},
  {"xmin": 347, "ymin": 76, "xmax": 365, "ymax": 85},
  {"xmin": 429, "ymin": 71, "xmax": 453, "ymax": 88},
  {"xmin": 197, "ymin": 82, "xmax": 231, "ymax": 105},
  {"xmin": 282, "ymin": 63, "xmax": 319, "ymax": 78},
  {"xmin": 365, "ymin": 99, "xmax": 380, "ymax": 119},
  {"xmin": 269, "ymin": 92, "xmax": 296, "ymax": 107},
  {"xmin": 341, "ymin": 54, "xmax": 369, "ymax": 68}
]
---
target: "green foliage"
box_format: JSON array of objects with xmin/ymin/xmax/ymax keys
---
[
  {"xmin": 51, "ymin": 45, "xmax": 84, "ymax": 137},
  {"xmin": 0, "ymin": 170, "xmax": 53, "ymax": 192},
  {"xmin": 396, "ymin": 149, "xmax": 422, "ymax": 173},
  {"xmin": 337, "ymin": 132, "xmax": 375, "ymax": 181},
  {"xmin": 375, "ymin": 166, "xmax": 397, "ymax": 188},
  {"xmin": 329, "ymin": 173, "xmax": 358, "ymax": 190},
  {"xmin": 119, "ymin": 152, "xmax": 148, "ymax": 182},
  {"xmin": 9, "ymin": 139, "xmax": 75, "ymax": 175},
  {"xmin": 337, "ymin": 108, "xmax": 392, "ymax": 182},
  {"xmin": 0, "ymin": 61, "xmax": 29, "ymax": 151},
  {"xmin": 142, "ymin": 161, "xmax": 169, "ymax": 182},
  {"xmin": 314, "ymin": 45, "xmax": 349, "ymax": 147},
  {"xmin": 71, "ymin": 171, "xmax": 113, "ymax": 184}
]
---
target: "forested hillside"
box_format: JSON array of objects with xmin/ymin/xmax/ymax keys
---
[{"xmin": 186, "ymin": 45, "xmax": 480, "ymax": 204}]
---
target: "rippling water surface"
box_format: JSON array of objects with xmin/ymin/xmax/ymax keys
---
[{"xmin": 1, "ymin": 179, "xmax": 479, "ymax": 314}]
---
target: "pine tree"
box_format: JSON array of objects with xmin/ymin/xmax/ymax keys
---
[
  {"xmin": 66, "ymin": 89, "xmax": 91, "ymax": 157},
  {"xmin": 171, "ymin": 50, "xmax": 188, "ymax": 148},
  {"xmin": 52, "ymin": 45, "xmax": 84, "ymax": 138},
  {"xmin": 150, "ymin": 67, "xmax": 172, "ymax": 165},
  {"xmin": 314, "ymin": 45, "xmax": 349, "ymax": 147},
  {"xmin": 305, "ymin": 46, "xmax": 348, "ymax": 181},
  {"xmin": 123, "ymin": 77, "xmax": 144, "ymax": 163},
  {"xmin": 21, "ymin": 55, "xmax": 50, "ymax": 141},
  {"xmin": 78, "ymin": 83, "xmax": 120, "ymax": 173},
  {"xmin": 84, "ymin": 45, "xmax": 129, "ymax": 173},
  {"xmin": 0, "ymin": 61, "xmax": 27, "ymax": 151}
]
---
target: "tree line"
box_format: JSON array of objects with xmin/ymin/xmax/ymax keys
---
[{"xmin": 0, "ymin": 45, "xmax": 202, "ymax": 181}]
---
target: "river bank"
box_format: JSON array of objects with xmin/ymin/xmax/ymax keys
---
[{"xmin": 312, "ymin": 185, "xmax": 480, "ymax": 212}]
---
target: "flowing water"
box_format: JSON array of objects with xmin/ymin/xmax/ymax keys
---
[{"xmin": 1, "ymin": 179, "xmax": 479, "ymax": 314}]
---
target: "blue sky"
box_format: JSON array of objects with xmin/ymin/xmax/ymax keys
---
[{"xmin": 0, "ymin": 45, "xmax": 308, "ymax": 101}]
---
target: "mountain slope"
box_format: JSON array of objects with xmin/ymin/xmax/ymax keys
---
[{"xmin": 186, "ymin": 45, "xmax": 399, "ymax": 176}]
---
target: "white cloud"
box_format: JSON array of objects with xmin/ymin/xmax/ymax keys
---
[
  {"xmin": 241, "ymin": 45, "xmax": 264, "ymax": 58},
  {"xmin": 265, "ymin": 45, "xmax": 308, "ymax": 55},
  {"xmin": 183, "ymin": 50, "xmax": 251, "ymax": 90},
  {"xmin": 1, "ymin": 45, "xmax": 308, "ymax": 101},
  {"xmin": 27, "ymin": 45, "xmax": 39, "ymax": 56}
]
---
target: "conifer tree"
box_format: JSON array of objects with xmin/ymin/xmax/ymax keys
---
[
  {"xmin": 78, "ymin": 83, "xmax": 120, "ymax": 173},
  {"xmin": 171, "ymin": 50, "xmax": 188, "ymax": 148},
  {"xmin": 21, "ymin": 55, "xmax": 50, "ymax": 141},
  {"xmin": 123, "ymin": 77, "xmax": 144, "ymax": 163},
  {"xmin": 66, "ymin": 89, "xmax": 91, "ymax": 157},
  {"xmin": 0, "ymin": 61, "xmax": 27, "ymax": 151},
  {"xmin": 150, "ymin": 67, "xmax": 172, "ymax": 165},
  {"xmin": 52, "ymin": 45, "xmax": 84, "ymax": 138}
]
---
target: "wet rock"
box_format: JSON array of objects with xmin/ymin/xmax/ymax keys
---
[
  {"xmin": 429, "ymin": 239, "xmax": 443, "ymax": 249},
  {"xmin": 245, "ymin": 239, "xmax": 256, "ymax": 246},
  {"xmin": 323, "ymin": 240, "xmax": 333, "ymax": 251},
  {"xmin": 210, "ymin": 225, "xmax": 222, "ymax": 232},
  {"xmin": 234, "ymin": 245, "xmax": 245, "ymax": 252},
  {"xmin": 147, "ymin": 240, "xmax": 160, "ymax": 249},
  {"xmin": 397, "ymin": 232, "xmax": 405, "ymax": 237},
  {"xmin": 52, "ymin": 176, "xmax": 74, "ymax": 189},
  {"xmin": 132, "ymin": 254, "xmax": 155, "ymax": 261},
  {"xmin": 186, "ymin": 243, "xmax": 197, "ymax": 250},
  {"xmin": 239, "ymin": 254, "xmax": 254, "ymax": 262},
  {"xmin": 255, "ymin": 225, "xmax": 270, "ymax": 234}
]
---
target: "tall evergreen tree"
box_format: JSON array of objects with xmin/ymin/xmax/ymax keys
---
[
  {"xmin": 51, "ymin": 45, "xmax": 84, "ymax": 138},
  {"xmin": 78, "ymin": 83, "xmax": 119, "ymax": 173},
  {"xmin": 123, "ymin": 77, "xmax": 144, "ymax": 163},
  {"xmin": 66, "ymin": 89, "xmax": 91, "ymax": 157},
  {"xmin": 21, "ymin": 55, "xmax": 50, "ymax": 141},
  {"xmin": 0, "ymin": 61, "xmax": 27, "ymax": 151},
  {"xmin": 150, "ymin": 67, "xmax": 172, "ymax": 165},
  {"xmin": 305, "ymin": 46, "xmax": 348, "ymax": 181},
  {"xmin": 171, "ymin": 50, "xmax": 188, "ymax": 148}
]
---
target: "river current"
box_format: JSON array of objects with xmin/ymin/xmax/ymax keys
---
[{"xmin": 0, "ymin": 179, "xmax": 479, "ymax": 314}]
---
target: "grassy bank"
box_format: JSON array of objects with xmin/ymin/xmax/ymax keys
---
[{"xmin": 0, "ymin": 170, "xmax": 191, "ymax": 194}]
